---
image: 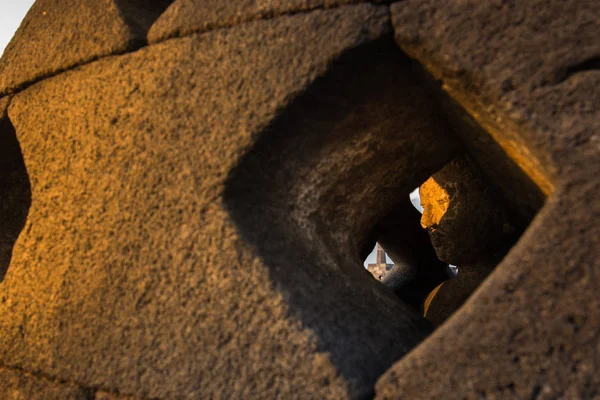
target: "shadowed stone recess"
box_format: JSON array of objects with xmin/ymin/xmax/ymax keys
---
[
  {"xmin": 0, "ymin": 367, "xmax": 90, "ymax": 400},
  {"xmin": 390, "ymin": 0, "xmax": 599, "ymax": 189},
  {"xmin": 114, "ymin": 0, "xmax": 175, "ymax": 38},
  {"xmin": 422, "ymin": 260, "xmax": 495, "ymax": 328},
  {"xmin": 376, "ymin": 199, "xmax": 453, "ymax": 310},
  {"xmin": 419, "ymin": 156, "xmax": 515, "ymax": 266},
  {"xmin": 0, "ymin": 0, "xmax": 174, "ymax": 96},
  {"xmin": 418, "ymin": 156, "xmax": 520, "ymax": 326},
  {"xmin": 0, "ymin": 96, "xmax": 31, "ymax": 282},
  {"xmin": 148, "ymin": 0, "xmax": 391, "ymax": 44},
  {"xmin": 376, "ymin": 1, "xmax": 600, "ymax": 398},
  {"xmin": 224, "ymin": 32, "xmax": 459, "ymax": 394},
  {"xmin": 0, "ymin": 5, "xmax": 449, "ymax": 398}
]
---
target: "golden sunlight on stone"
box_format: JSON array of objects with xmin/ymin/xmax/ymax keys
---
[{"xmin": 419, "ymin": 177, "xmax": 450, "ymax": 230}]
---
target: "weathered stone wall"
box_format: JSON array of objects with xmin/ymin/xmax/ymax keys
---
[
  {"xmin": 376, "ymin": 1, "xmax": 600, "ymax": 398},
  {"xmin": 0, "ymin": 0, "xmax": 598, "ymax": 399}
]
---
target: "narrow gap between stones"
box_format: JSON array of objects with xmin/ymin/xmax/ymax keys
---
[
  {"xmin": 147, "ymin": 1, "xmax": 400, "ymax": 44},
  {"xmin": 115, "ymin": 0, "xmax": 174, "ymax": 47},
  {"xmin": 113, "ymin": 0, "xmax": 177, "ymax": 47},
  {"xmin": 557, "ymin": 56, "xmax": 600, "ymax": 84},
  {"xmin": 0, "ymin": 0, "xmax": 176, "ymax": 98},
  {"xmin": 224, "ymin": 33, "xmax": 548, "ymax": 396},
  {"xmin": 2, "ymin": 1, "xmax": 388, "ymax": 99}
]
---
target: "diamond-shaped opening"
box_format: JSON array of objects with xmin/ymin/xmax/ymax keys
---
[
  {"xmin": 224, "ymin": 34, "xmax": 549, "ymax": 395},
  {"xmin": 224, "ymin": 37, "xmax": 461, "ymax": 396}
]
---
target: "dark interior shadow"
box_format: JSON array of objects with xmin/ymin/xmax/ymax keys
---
[
  {"xmin": 113, "ymin": 0, "xmax": 176, "ymax": 45},
  {"xmin": 0, "ymin": 112, "xmax": 31, "ymax": 282},
  {"xmin": 376, "ymin": 200, "xmax": 455, "ymax": 310},
  {"xmin": 414, "ymin": 65, "xmax": 547, "ymax": 224},
  {"xmin": 224, "ymin": 38, "xmax": 459, "ymax": 397}
]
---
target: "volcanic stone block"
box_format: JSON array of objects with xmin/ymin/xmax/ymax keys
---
[
  {"xmin": 376, "ymin": 1, "xmax": 600, "ymax": 398},
  {"xmin": 0, "ymin": 0, "xmax": 174, "ymax": 95},
  {"xmin": 0, "ymin": 5, "xmax": 459, "ymax": 398},
  {"xmin": 148, "ymin": 0, "xmax": 390, "ymax": 44},
  {"xmin": 391, "ymin": 0, "xmax": 599, "ymax": 222},
  {"xmin": 0, "ymin": 367, "xmax": 90, "ymax": 400}
]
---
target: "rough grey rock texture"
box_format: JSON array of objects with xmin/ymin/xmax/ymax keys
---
[
  {"xmin": 148, "ymin": 0, "xmax": 390, "ymax": 44},
  {"xmin": 376, "ymin": 1, "xmax": 600, "ymax": 398},
  {"xmin": 0, "ymin": 5, "xmax": 460, "ymax": 398},
  {"xmin": 0, "ymin": 0, "xmax": 174, "ymax": 96},
  {"xmin": 0, "ymin": 367, "xmax": 90, "ymax": 400}
]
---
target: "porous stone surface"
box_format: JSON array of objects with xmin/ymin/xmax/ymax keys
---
[
  {"xmin": 148, "ymin": 0, "xmax": 390, "ymax": 44},
  {"xmin": 0, "ymin": 97, "xmax": 9, "ymax": 118},
  {"xmin": 3, "ymin": 0, "xmax": 597, "ymax": 397},
  {"xmin": 419, "ymin": 156, "xmax": 513, "ymax": 266},
  {"xmin": 0, "ymin": 0, "xmax": 173, "ymax": 96},
  {"xmin": 95, "ymin": 391, "xmax": 140, "ymax": 400},
  {"xmin": 392, "ymin": 0, "xmax": 600, "ymax": 221},
  {"xmin": 376, "ymin": 1, "xmax": 600, "ymax": 398},
  {"xmin": 113, "ymin": 0, "xmax": 175, "ymax": 36},
  {"xmin": 0, "ymin": 5, "xmax": 460, "ymax": 398},
  {"xmin": 0, "ymin": 367, "xmax": 90, "ymax": 400}
]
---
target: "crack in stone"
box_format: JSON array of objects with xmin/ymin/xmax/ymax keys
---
[
  {"xmin": 0, "ymin": 1, "xmax": 395, "ymax": 101},
  {"xmin": 0, "ymin": 363, "xmax": 154, "ymax": 400},
  {"xmin": 556, "ymin": 56, "xmax": 600, "ymax": 85},
  {"xmin": 147, "ymin": 0, "xmax": 399, "ymax": 43}
]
